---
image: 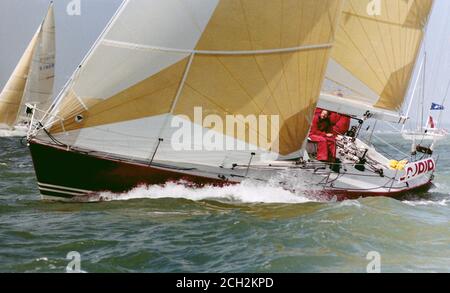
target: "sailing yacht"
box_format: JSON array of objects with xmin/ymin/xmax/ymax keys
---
[
  {"xmin": 402, "ymin": 104, "xmax": 448, "ymax": 141},
  {"xmin": 0, "ymin": 3, "xmax": 55, "ymax": 137},
  {"xmin": 400, "ymin": 35, "xmax": 449, "ymax": 142},
  {"xmin": 27, "ymin": 0, "xmax": 436, "ymax": 201}
]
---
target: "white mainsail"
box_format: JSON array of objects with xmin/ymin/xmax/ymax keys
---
[
  {"xmin": 0, "ymin": 3, "xmax": 55, "ymax": 130},
  {"xmin": 318, "ymin": 0, "xmax": 434, "ymax": 123},
  {"xmin": 38, "ymin": 0, "xmax": 343, "ymax": 166}
]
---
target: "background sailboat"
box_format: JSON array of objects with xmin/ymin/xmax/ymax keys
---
[
  {"xmin": 402, "ymin": 105, "xmax": 448, "ymax": 141},
  {"xmin": 0, "ymin": 3, "xmax": 55, "ymax": 137},
  {"xmin": 399, "ymin": 4, "xmax": 450, "ymax": 143},
  {"xmin": 401, "ymin": 60, "xmax": 449, "ymax": 141}
]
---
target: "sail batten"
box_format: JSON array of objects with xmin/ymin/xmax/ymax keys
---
[{"xmin": 101, "ymin": 39, "xmax": 334, "ymax": 55}]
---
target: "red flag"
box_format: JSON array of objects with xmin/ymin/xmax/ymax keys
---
[{"xmin": 428, "ymin": 116, "xmax": 435, "ymax": 129}]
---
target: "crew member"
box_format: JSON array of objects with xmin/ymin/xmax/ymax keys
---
[{"xmin": 309, "ymin": 109, "xmax": 336, "ymax": 162}]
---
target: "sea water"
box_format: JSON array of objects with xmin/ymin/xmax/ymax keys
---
[{"xmin": 0, "ymin": 134, "xmax": 449, "ymax": 272}]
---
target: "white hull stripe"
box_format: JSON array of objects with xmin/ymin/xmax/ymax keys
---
[
  {"xmin": 38, "ymin": 182, "xmax": 93, "ymax": 193},
  {"xmin": 38, "ymin": 187, "xmax": 86, "ymax": 197}
]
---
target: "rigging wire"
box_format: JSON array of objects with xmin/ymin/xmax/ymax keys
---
[{"xmin": 369, "ymin": 133, "xmax": 410, "ymax": 158}]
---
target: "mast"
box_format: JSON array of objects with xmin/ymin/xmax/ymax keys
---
[
  {"xmin": 402, "ymin": 58, "xmax": 425, "ymax": 133},
  {"xmin": 421, "ymin": 52, "xmax": 427, "ymax": 131}
]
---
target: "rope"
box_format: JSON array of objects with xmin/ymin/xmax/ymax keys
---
[{"xmin": 42, "ymin": 126, "xmax": 67, "ymax": 147}]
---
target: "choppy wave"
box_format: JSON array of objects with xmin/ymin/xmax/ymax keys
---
[
  {"xmin": 403, "ymin": 198, "xmax": 449, "ymax": 207},
  {"xmin": 430, "ymin": 182, "xmax": 450, "ymax": 193},
  {"xmin": 336, "ymin": 200, "xmax": 362, "ymax": 208},
  {"xmin": 2, "ymin": 135, "xmax": 450, "ymax": 272},
  {"xmin": 93, "ymin": 181, "xmax": 315, "ymax": 204}
]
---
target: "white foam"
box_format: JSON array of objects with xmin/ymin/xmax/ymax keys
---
[
  {"xmin": 66, "ymin": 268, "xmax": 88, "ymax": 273},
  {"xmin": 403, "ymin": 199, "xmax": 449, "ymax": 207},
  {"xmin": 95, "ymin": 180, "xmax": 315, "ymax": 204},
  {"xmin": 338, "ymin": 200, "xmax": 362, "ymax": 208}
]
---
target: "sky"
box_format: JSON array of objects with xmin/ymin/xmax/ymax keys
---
[
  {"xmin": 1, "ymin": 0, "xmax": 450, "ymax": 126},
  {"xmin": 0, "ymin": 0, "xmax": 121, "ymax": 101},
  {"xmin": 409, "ymin": 0, "xmax": 450, "ymax": 127}
]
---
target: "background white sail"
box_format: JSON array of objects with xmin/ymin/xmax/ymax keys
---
[
  {"xmin": 40, "ymin": 0, "xmax": 343, "ymax": 166},
  {"xmin": 0, "ymin": 29, "xmax": 40, "ymax": 129},
  {"xmin": 0, "ymin": 3, "xmax": 55, "ymax": 129},
  {"xmin": 19, "ymin": 3, "xmax": 56, "ymax": 124}
]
